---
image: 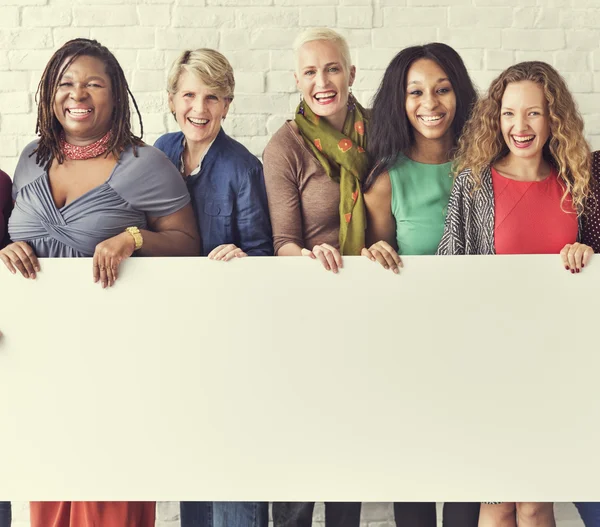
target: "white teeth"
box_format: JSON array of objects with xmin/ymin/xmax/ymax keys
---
[
  {"xmin": 315, "ymin": 92, "xmax": 336, "ymax": 99},
  {"xmin": 419, "ymin": 115, "xmax": 443, "ymax": 122},
  {"xmin": 513, "ymin": 135, "xmax": 535, "ymax": 143},
  {"xmin": 189, "ymin": 117, "xmax": 208, "ymax": 125},
  {"xmin": 68, "ymin": 109, "xmax": 92, "ymax": 114}
]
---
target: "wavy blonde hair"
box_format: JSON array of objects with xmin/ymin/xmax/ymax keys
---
[
  {"xmin": 167, "ymin": 48, "xmax": 235, "ymax": 100},
  {"xmin": 454, "ymin": 61, "xmax": 591, "ymax": 214}
]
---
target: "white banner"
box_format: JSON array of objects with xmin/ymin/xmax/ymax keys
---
[{"xmin": 0, "ymin": 255, "xmax": 598, "ymax": 501}]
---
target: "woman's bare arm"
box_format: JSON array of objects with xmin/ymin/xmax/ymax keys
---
[
  {"xmin": 142, "ymin": 203, "xmax": 200, "ymax": 256},
  {"xmin": 363, "ymin": 170, "xmax": 402, "ymax": 272}
]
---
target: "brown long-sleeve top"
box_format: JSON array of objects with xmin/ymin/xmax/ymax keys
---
[{"xmin": 263, "ymin": 121, "xmax": 340, "ymax": 254}]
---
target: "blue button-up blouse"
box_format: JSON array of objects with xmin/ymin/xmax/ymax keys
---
[{"xmin": 155, "ymin": 129, "xmax": 273, "ymax": 257}]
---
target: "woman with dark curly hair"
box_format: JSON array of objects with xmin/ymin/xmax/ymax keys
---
[{"xmin": 437, "ymin": 61, "xmax": 595, "ymax": 526}]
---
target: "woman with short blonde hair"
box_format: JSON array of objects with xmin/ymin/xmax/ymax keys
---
[
  {"xmin": 155, "ymin": 48, "xmax": 272, "ymax": 262},
  {"xmin": 263, "ymin": 26, "xmax": 368, "ymax": 527},
  {"xmin": 263, "ymin": 27, "xmax": 370, "ymax": 275},
  {"xmin": 155, "ymin": 49, "xmax": 272, "ymax": 525}
]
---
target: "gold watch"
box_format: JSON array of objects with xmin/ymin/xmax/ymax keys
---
[{"xmin": 125, "ymin": 226, "xmax": 143, "ymax": 251}]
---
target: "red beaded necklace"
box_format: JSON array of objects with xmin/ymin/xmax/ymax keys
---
[{"xmin": 59, "ymin": 130, "xmax": 112, "ymax": 160}]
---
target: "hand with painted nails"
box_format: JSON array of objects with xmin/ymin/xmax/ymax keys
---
[
  {"xmin": 301, "ymin": 243, "xmax": 343, "ymax": 273},
  {"xmin": 0, "ymin": 241, "xmax": 40, "ymax": 279},
  {"xmin": 361, "ymin": 240, "xmax": 403, "ymax": 274},
  {"xmin": 208, "ymin": 243, "xmax": 247, "ymax": 261},
  {"xmin": 560, "ymin": 242, "xmax": 593, "ymax": 273},
  {"xmin": 92, "ymin": 232, "xmax": 136, "ymax": 289}
]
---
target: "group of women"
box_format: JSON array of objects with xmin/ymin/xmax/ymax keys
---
[{"xmin": 0, "ymin": 26, "xmax": 598, "ymax": 527}]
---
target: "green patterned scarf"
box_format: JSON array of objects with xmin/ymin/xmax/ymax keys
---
[{"xmin": 294, "ymin": 95, "xmax": 370, "ymax": 255}]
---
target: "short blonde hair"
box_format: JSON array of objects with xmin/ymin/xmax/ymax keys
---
[
  {"xmin": 293, "ymin": 28, "xmax": 352, "ymax": 74},
  {"xmin": 167, "ymin": 48, "xmax": 235, "ymax": 100}
]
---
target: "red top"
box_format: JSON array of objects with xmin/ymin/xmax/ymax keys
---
[
  {"xmin": 0, "ymin": 170, "xmax": 12, "ymax": 248},
  {"xmin": 492, "ymin": 166, "xmax": 578, "ymax": 255}
]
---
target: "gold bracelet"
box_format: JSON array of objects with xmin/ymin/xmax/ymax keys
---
[{"xmin": 125, "ymin": 226, "xmax": 143, "ymax": 251}]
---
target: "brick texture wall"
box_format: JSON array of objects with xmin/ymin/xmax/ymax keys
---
[
  {"xmin": 0, "ymin": 0, "xmax": 599, "ymax": 177},
  {"xmin": 1, "ymin": 0, "xmax": 598, "ymax": 524}
]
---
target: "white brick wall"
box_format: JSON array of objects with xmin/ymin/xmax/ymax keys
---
[
  {"xmin": 0, "ymin": 0, "xmax": 598, "ymax": 176},
  {"xmin": 5, "ymin": 501, "xmax": 587, "ymax": 526},
  {"xmin": 0, "ymin": 1, "xmax": 598, "ymax": 522}
]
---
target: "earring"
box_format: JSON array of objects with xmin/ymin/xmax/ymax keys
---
[
  {"xmin": 347, "ymin": 87, "xmax": 355, "ymax": 112},
  {"xmin": 298, "ymin": 93, "xmax": 305, "ymax": 116}
]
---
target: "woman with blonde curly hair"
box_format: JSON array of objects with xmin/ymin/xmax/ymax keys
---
[
  {"xmin": 437, "ymin": 60, "xmax": 595, "ymax": 526},
  {"xmin": 438, "ymin": 61, "xmax": 594, "ymax": 270}
]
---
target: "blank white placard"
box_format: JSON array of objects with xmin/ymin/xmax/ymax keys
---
[{"xmin": 0, "ymin": 255, "xmax": 598, "ymax": 502}]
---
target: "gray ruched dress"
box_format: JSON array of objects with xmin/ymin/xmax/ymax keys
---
[{"xmin": 9, "ymin": 141, "xmax": 190, "ymax": 257}]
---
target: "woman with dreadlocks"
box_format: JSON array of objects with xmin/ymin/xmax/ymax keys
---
[
  {"xmin": 0, "ymin": 38, "xmax": 200, "ymax": 527},
  {"xmin": 0, "ymin": 38, "xmax": 199, "ymax": 291}
]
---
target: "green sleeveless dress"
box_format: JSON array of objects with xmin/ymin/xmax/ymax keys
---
[{"xmin": 388, "ymin": 155, "xmax": 453, "ymax": 255}]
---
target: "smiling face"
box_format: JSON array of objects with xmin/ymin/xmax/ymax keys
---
[
  {"xmin": 169, "ymin": 69, "xmax": 230, "ymax": 148},
  {"xmin": 404, "ymin": 58, "xmax": 456, "ymax": 144},
  {"xmin": 294, "ymin": 39, "xmax": 355, "ymax": 130},
  {"xmin": 500, "ymin": 80, "xmax": 550, "ymax": 160},
  {"xmin": 53, "ymin": 54, "xmax": 114, "ymax": 145}
]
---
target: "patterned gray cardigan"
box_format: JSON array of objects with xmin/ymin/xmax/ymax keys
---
[
  {"xmin": 435, "ymin": 159, "xmax": 600, "ymax": 255},
  {"xmin": 436, "ymin": 166, "xmax": 496, "ymax": 255}
]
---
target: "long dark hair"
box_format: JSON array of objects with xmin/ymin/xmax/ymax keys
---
[
  {"xmin": 364, "ymin": 43, "xmax": 477, "ymax": 191},
  {"xmin": 33, "ymin": 38, "xmax": 144, "ymax": 170}
]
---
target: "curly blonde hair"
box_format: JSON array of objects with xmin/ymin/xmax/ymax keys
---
[{"xmin": 454, "ymin": 61, "xmax": 591, "ymax": 214}]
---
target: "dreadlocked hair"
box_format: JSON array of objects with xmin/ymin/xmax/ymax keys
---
[{"xmin": 34, "ymin": 38, "xmax": 144, "ymax": 171}]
